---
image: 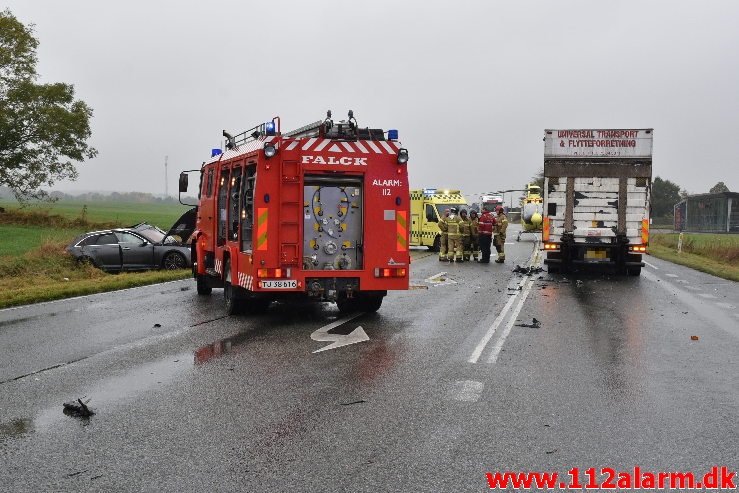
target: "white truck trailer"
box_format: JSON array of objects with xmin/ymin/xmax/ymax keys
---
[{"xmin": 541, "ymin": 129, "xmax": 653, "ymax": 275}]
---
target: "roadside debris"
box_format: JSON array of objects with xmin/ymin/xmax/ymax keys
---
[
  {"xmin": 340, "ymin": 400, "xmax": 366, "ymax": 406},
  {"xmin": 63, "ymin": 398, "xmax": 95, "ymax": 418},
  {"xmin": 513, "ymin": 265, "xmax": 544, "ymax": 275},
  {"xmin": 516, "ymin": 318, "xmax": 542, "ymax": 328},
  {"xmin": 691, "ymin": 335, "xmax": 699, "ymax": 341}
]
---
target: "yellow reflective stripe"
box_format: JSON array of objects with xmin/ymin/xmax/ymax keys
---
[
  {"xmin": 396, "ymin": 210, "xmax": 408, "ymax": 251},
  {"xmin": 257, "ymin": 208, "xmax": 268, "ymax": 250}
]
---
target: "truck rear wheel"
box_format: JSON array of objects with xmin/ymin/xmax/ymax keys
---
[{"xmin": 627, "ymin": 266, "xmax": 642, "ymax": 276}]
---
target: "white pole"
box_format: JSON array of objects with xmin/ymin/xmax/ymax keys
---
[{"xmin": 165, "ymin": 155, "xmax": 168, "ymax": 197}]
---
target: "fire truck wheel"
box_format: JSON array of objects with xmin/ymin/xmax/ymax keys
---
[
  {"xmin": 336, "ymin": 297, "xmax": 357, "ymax": 314},
  {"xmin": 162, "ymin": 252, "xmax": 187, "ymax": 270},
  {"xmin": 244, "ymin": 298, "xmax": 270, "ymax": 314},
  {"xmin": 361, "ymin": 294, "xmax": 383, "ymax": 313},
  {"xmin": 196, "ymin": 274, "xmax": 212, "ymax": 295},
  {"xmin": 224, "ymin": 280, "xmax": 242, "ymax": 315}
]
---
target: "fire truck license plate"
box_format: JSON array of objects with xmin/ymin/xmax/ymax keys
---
[{"xmin": 260, "ymin": 280, "xmax": 297, "ymax": 289}]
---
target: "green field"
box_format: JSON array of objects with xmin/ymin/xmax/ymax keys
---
[
  {"xmin": 0, "ymin": 199, "xmax": 192, "ymax": 230},
  {"xmin": 0, "ymin": 200, "xmax": 193, "ymax": 257}
]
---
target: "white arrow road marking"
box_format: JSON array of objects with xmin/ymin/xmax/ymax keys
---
[
  {"xmin": 311, "ymin": 313, "xmax": 368, "ymax": 353},
  {"xmin": 425, "ymin": 271, "xmax": 457, "ymax": 285}
]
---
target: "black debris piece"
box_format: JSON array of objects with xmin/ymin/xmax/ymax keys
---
[
  {"xmin": 513, "ymin": 265, "xmax": 545, "ymax": 275},
  {"xmin": 516, "ymin": 318, "xmax": 542, "ymax": 328},
  {"xmin": 63, "ymin": 398, "xmax": 95, "ymax": 418}
]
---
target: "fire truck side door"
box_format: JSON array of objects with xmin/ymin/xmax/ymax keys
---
[
  {"xmin": 217, "ymin": 168, "xmax": 230, "ymax": 246},
  {"xmin": 241, "ymin": 167, "xmax": 256, "ymax": 252}
]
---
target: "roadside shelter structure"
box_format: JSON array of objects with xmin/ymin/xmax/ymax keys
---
[{"xmin": 674, "ymin": 192, "xmax": 739, "ymax": 232}]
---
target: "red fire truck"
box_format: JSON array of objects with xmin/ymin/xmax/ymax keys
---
[{"xmin": 179, "ymin": 111, "xmax": 410, "ymax": 315}]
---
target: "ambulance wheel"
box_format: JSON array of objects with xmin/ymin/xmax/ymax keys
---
[{"xmin": 196, "ymin": 274, "xmax": 212, "ymax": 295}]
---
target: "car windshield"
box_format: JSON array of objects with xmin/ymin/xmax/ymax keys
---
[{"xmin": 137, "ymin": 227, "xmax": 165, "ymax": 244}]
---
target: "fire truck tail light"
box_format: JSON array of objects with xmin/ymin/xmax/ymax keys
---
[
  {"xmin": 543, "ymin": 243, "xmax": 559, "ymax": 251},
  {"xmin": 257, "ymin": 268, "xmax": 291, "ymax": 278},
  {"xmin": 374, "ymin": 267, "xmax": 406, "ymax": 278},
  {"xmin": 396, "ymin": 148, "xmax": 409, "ymax": 164}
]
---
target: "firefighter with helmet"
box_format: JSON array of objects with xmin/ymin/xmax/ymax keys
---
[
  {"xmin": 469, "ymin": 209, "xmax": 480, "ymax": 261},
  {"xmin": 459, "ymin": 209, "xmax": 472, "ymax": 261},
  {"xmin": 445, "ymin": 207, "xmax": 463, "ymax": 262},
  {"xmin": 438, "ymin": 208, "xmax": 450, "ymax": 261},
  {"xmin": 494, "ymin": 205, "xmax": 508, "ymax": 263}
]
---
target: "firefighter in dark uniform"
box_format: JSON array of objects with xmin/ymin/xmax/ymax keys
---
[
  {"xmin": 494, "ymin": 205, "xmax": 508, "ymax": 263},
  {"xmin": 459, "ymin": 209, "xmax": 471, "ymax": 261},
  {"xmin": 438, "ymin": 208, "xmax": 450, "ymax": 261},
  {"xmin": 469, "ymin": 210, "xmax": 480, "ymax": 261}
]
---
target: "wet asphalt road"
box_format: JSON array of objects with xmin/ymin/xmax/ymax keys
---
[{"xmin": 1, "ymin": 225, "xmax": 737, "ymax": 492}]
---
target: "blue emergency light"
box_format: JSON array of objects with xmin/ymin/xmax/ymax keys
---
[
  {"xmin": 423, "ymin": 188, "xmax": 437, "ymax": 195},
  {"xmin": 388, "ymin": 129, "xmax": 398, "ymax": 140},
  {"xmin": 211, "ymin": 149, "xmax": 222, "ymax": 157},
  {"xmin": 265, "ymin": 121, "xmax": 276, "ymax": 136}
]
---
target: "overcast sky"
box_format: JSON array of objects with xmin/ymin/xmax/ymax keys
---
[{"xmin": 4, "ymin": 0, "xmax": 738, "ymax": 203}]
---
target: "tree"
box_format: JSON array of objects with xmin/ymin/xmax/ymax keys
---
[
  {"xmin": 709, "ymin": 181, "xmax": 730, "ymax": 193},
  {"xmin": 0, "ymin": 9, "xmax": 97, "ymax": 203},
  {"xmin": 651, "ymin": 176, "xmax": 683, "ymax": 219}
]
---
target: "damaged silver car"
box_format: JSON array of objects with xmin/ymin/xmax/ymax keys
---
[{"xmin": 65, "ymin": 209, "xmax": 196, "ymax": 272}]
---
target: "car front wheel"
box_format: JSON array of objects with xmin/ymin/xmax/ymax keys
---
[{"xmin": 162, "ymin": 251, "xmax": 187, "ymax": 270}]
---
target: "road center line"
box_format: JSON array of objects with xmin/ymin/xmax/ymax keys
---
[
  {"xmin": 487, "ymin": 278, "xmax": 535, "ymax": 364},
  {"xmin": 468, "ymin": 278, "xmax": 526, "ymax": 363}
]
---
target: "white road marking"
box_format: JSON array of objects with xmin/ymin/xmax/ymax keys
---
[
  {"xmin": 311, "ymin": 313, "xmax": 368, "ymax": 353},
  {"xmin": 450, "ymin": 380, "xmax": 484, "ymax": 402},
  {"xmin": 666, "ymin": 273, "xmax": 679, "ymax": 278},
  {"xmin": 468, "ymin": 279, "xmax": 525, "ymax": 363},
  {"xmin": 425, "ymin": 271, "xmax": 457, "ymax": 285},
  {"xmin": 488, "ymin": 279, "xmax": 536, "ymax": 363},
  {"xmin": 644, "ymin": 261, "xmax": 658, "ymax": 269},
  {"xmin": 698, "ymin": 293, "xmax": 717, "ymax": 299}
]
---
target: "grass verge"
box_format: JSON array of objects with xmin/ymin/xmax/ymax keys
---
[
  {"xmin": 648, "ymin": 233, "xmax": 739, "ymax": 282},
  {"xmin": 0, "ymin": 239, "xmax": 192, "ymax": 309}
]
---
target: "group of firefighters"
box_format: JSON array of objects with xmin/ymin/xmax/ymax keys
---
[{"xmin": 438, "ymin": 205, "xmax": 508, "ymax": 263}]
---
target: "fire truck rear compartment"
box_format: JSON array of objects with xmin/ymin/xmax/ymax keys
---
[{"xmin": 302, "ymin": 176, "xmax": 363, "ymax": 272}]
